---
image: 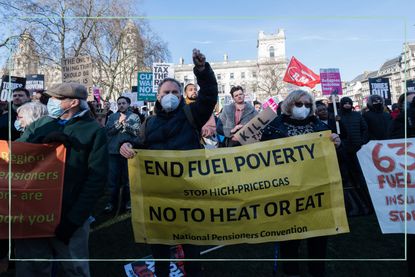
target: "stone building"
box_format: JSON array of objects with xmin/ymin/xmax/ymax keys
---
[
  {"xmin": 343, "ymin": 42, "xmax": 415, "ymax": 106},
  {"xmin": 173, "ymin": 28, "xmax": 288, "ymax": 106}
]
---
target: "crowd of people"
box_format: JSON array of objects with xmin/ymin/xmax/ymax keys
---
[{"xmin": 0, "ymin": 48, "xmax": 414, "ymax": 276}]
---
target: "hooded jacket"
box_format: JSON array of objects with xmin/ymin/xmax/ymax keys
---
[
  {"xmin": 363, "ymin": 96, "xmax": 392, "ymax": 140},
  {"xmin": 339, "ymin": 97, "xmax": 368, "ymax": 152}
]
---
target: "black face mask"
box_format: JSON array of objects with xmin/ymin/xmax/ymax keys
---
[
  {"xmin": 341, "ymin": 103, "xmax": 352, "ymax": 112},
  {"xmin": 373, "ymin": 103, "xmax": 383, "ymax": 111}
]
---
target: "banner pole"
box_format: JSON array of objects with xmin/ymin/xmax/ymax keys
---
[{"xmin": 331, "ymin": 94, "xmax": 341, "ymax": 134}]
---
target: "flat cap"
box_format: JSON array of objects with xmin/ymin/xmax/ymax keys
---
[{"xmin": 46, "ymin": 83, "xmax": 88, "ymax": 100}]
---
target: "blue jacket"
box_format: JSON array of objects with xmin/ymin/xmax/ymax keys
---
[{"xmin": 133, "ymin": 63, "xmax": 218, "ymax": 150}]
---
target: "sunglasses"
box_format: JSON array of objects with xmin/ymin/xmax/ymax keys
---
[{"xmin": 294, "ymin": 102, "xmax": 312, "ymax": 108}]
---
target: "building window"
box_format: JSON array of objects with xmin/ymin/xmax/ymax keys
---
[
  {"xmin": 252, "ymin": 71, "xmax": 257, "ymax": 78},
  {"xmin": 269, "ymin": 46, "xmax": 275, "ymax": 58},
  {"xmin": 230, "ymin": 73, "xmax": 234, "ymax": 79},
  {"xmin": 217, "ymin": 74, "xmax": 221, "ymax": 80},
  {"xmin": 241, "ymin": 72, "xmax": 245, "ymax": 79}
]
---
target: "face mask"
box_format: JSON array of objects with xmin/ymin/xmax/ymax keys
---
[
  {"xmin": 291, "ymin": 106, "xmax": 310, "ymax": 120},
  {"xmin": 373, "ymin": 103, "xmax": 383, "ymax": 111},
  {"xmin": 47, "ymin": 98, "xmax": 65, "ymax": 118},
  {"xmin": 161, "ymin": 93, "xmax": 180, "ymax": 112},
  {"xmin": 14, "ymin": 119, "xmax": 23, "ymax": 132}
]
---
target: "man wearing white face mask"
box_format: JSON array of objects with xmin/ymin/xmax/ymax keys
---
[
  {"xmin": 120, "ymin": 49, "xmax": 218, "ymax": 277},
  {"xmin": 15, "ymin": 82, "xmax": 108, "ymax": 277},
  {"xmin": 261, "ymin": 89, "xmax": 341, "ymax": 277}
]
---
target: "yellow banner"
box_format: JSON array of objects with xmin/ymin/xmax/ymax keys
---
[{"xmin": 129, "ymin": 131, "xmax": 349, "ymax": 245}]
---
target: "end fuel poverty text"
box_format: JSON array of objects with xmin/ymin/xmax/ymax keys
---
[{"xmin": 144, "ymin": 143, "xmax": 315, "ymax": 177}]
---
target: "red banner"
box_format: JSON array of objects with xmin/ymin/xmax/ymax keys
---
[
  {"xmin": 0, "ymin": 141, "xmax": 66, "ymax": 239},
  {"xmin": 283, "ymin": 56, "xmax": 320, "ymax": 88}
]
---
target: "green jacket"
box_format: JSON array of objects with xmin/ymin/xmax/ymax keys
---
[{"xmin": 17, "ymin": 113, "xmax": 108, "ymax": 226}]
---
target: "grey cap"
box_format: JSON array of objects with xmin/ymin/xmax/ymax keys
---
[{"xmin": 46, "ymin": 83, "xmax": 88, "ymax": 100}]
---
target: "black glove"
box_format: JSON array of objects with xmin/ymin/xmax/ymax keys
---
[
  {"xmin": 55, "ymin": 219, "xmax": 80, "ymax": 245},
  {"xmin": 42, "ymin": 131, "xmax": 71, "ymax": 146}
]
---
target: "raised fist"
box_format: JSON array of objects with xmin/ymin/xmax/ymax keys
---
[{"xmin": 192, "ymin": 48, "xmax": 206, "ymax": 71}]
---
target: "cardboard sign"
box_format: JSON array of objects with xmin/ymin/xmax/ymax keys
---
[
  {"xmin": 235, "ymin": 106, "xmax": 278, "ymax": 145},
  {"xmin": 61, "ymin": 56, "xmax": 93, "ymax": 99},
  {"xmin": 0, "ymin": 75, "xmax": 26, "ymax": 102},
  {"xmin": 357, "ymin": 139, "xmax": 415, "ymax": 234},
  {"xmin": 320, "ymin": 68, "xmax": 343, "ymax": 95},
  {"xmin": 0, "ymin": 141, "xmax": 66, "ymax": 238}
]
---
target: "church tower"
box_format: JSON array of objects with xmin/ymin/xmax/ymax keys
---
[
  {"xmin": 11, "ymin": 31, "xmax": 40, "ymax": 77},
  {"xmin": 257, "ymin": 28, "xmax": 286, "ymax": 63}
]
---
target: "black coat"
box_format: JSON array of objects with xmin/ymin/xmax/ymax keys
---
[
  {"xmin": 261, "ymin": 114, "xmax": 330, "ymax": 141},
  {"xmin": 0, "ymin": 109, "xmax": 20, "ymax": 141},
  {"xmin": 133, "ymin": 63, "xmax": 218, "ymax": 150},
  {"xmin": 362, "ymin": 109, "xmax": 392, "ymax": 140},
  {"xmin": 339, "ymin": 110, "xmax": 368, "ymax": 153}
]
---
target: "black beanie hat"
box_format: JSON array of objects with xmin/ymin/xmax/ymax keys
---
[{"xmin": 340, "ymin": 97, "xmax": 353, "ymax": 106}]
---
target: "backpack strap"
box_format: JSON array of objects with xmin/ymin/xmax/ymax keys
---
[{"xmin": 183, "ymin": 104, "xmax": 204, "ymax": 147}]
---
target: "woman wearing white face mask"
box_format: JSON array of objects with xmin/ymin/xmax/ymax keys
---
[
  {"xmin": 15, "ymin": 102, "xmax": 48, "ymax": 134},
  {"xmin": 261, "ymin": 89, "xmax": 341, "ymax": 277}
]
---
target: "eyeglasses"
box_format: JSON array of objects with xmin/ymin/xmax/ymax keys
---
[{"xmin": 294, "ymin": 102, "xmax": 312, "ymax": 108}]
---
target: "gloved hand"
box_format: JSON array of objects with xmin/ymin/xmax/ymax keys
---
[
  {"xmin": 42, "ymin": 131, "xmax": 71, "ymax": 146},
  {"xmin": 55, "ymin": 219, "xmax": 80, "ymax": 245}
]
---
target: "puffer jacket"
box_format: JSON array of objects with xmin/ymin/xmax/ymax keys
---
[{"xmin": 339, "ymin": 110, "xmax": 368, "ymax": 153}]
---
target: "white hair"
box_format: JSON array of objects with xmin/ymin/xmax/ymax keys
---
[
  {"xmin": 281, "ymin": 90, "xmax": 316, "ymax": 116},
  {"xmin": 17, "ymin": 102, "xmax": 48, "ymax": 126}
]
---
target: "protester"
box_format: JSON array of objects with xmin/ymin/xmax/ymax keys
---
[
  {"xmin": 388, "ymin": 92, "xmax": 415, "ymax": 138},
  {"xmin": 217, "ymin": 85, "xmax": 257, "ymax": 147},
  {"xmin": 15, "ymin": 82, "xmax": 108, "ymax": 277},
  {"xmin": 0, "ymin": 88, "xmax": 31, "ymax": 140},
  {"xmin": 390, "ymin": 103, "xmax": 400, "ymax": 119},
  {"xmin": 261, "ymin": 89, "xmax": 341, "ymax": 277},
  {"xmin": 315, "ymin": 102, "xmax": 338, "ymax": 133},
  {"xmin": 253, "ymin": 100, "xmax": 262, "ymax": 112},
  {"xmin": 32, "ymin": 89, "xmax": 49, "ymax": 105},
  {"xmin": 15, "ymin": 102, "xmax": 48, "ymax": 133},
  {"xmin": 363, "ymin": 94, "xmax": 392, "ymax": 140},
  {"xmin": 338, "ymin": 96, "xmax": 371, "ymax": 215},
  {"xmin": 120, "ymin": 49, "xmax": 218, "ymax": 277},
  {"xmin": 185, "ymin": 83, "xmax": 217, "ymax": 147},
  {"xmin": 104, "ymin": 96, "xmax": 141, "ymax": 214}
]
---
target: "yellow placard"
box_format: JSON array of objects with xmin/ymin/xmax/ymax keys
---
[{"xmin": 129, "ymin": 131, "xmax": 349, "ymax": 245}]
